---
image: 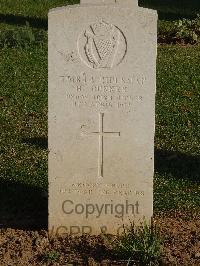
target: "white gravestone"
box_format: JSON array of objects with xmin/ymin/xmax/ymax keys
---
[{"xmin": 49, "ymin": 0, "xmax": 157, "ymax": 235}]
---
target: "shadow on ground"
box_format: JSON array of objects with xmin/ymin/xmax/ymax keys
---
[
  {"xmin": 139, "ymin": 0, "xmax": 199, "ymax": 19},
  {"xmin": 0, "ymin": 180, "xmax": 48, "ymax": 230},
  {"xmin": 22, "ymin": 137, "xmax": 48, "ymax": 150},
  {"xmin": 155, "ymin": 149, "xmax": 200, "ymax": 183},
  {"xmin": 0, "ymin": 13, "xmax": 47, "ymax": 30},
  {"xmin": 0, "ymin": 137, "xmax": 48, "ymax": 230}
]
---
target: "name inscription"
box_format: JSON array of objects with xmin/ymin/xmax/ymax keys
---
[{"xmin": 60, "ymin": 72, "xmax": 146, "ymax": 112}]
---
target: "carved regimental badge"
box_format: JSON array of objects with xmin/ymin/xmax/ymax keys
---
[{"xmin": 78, "ymin": 20, "xmax": 127, "ymax": 69}]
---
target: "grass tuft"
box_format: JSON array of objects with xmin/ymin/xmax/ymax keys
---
[
  {"xmin": 42, "ymin": 250, "xmax": 60, "ymax": 262},
  {"xmin": 114, "ymin": 222, "xmax": 162, "ymax": 265}
]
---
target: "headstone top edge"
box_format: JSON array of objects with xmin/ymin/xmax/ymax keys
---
[
  {"xmin": 80, "ymin": 0, "xmax": 138, "ymax": 6},
  {"xmin": 48, "ymin": 4, "xmax": 79, "ymax": 15},
  {"xmin": 49, "ymin": 4, "xmax": 157, "ymax": 16},
  {"xmin": 139, "ymin": 7, "xmax": 158, "ymax": 16}
]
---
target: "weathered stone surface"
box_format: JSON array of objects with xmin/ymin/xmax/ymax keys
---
[
  {"xmin": 80, "ymin": 0, "xmax": 138, "ymax": 6},
  {"xmin": 81, "ymin": 0, "xmax": 116, "ymax": 4},
  {"xmin": 48, "ymin": 0, "xmax": 157, "ymax": 235}
]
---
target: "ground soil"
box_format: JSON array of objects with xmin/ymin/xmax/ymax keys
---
[{"xmin": 0, "ymin": 212, "xmax": 200, "ymax": 266}]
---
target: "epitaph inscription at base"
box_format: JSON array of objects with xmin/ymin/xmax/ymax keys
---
[{"xmin": 49, "ymin": 0, "xmax": 157, "ymax": 235}]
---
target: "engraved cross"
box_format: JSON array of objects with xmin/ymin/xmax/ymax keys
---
[{"xmin": 81, "ymin": 113, "xmax": 120, "ymax": 178}]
